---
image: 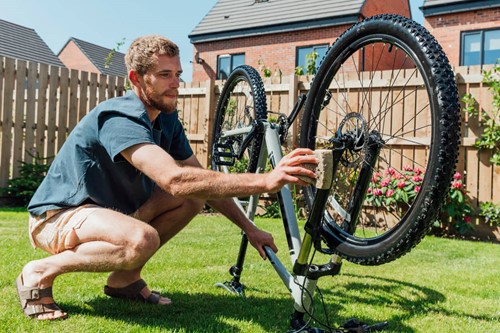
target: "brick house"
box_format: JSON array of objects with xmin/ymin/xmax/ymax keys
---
[
  {"xmin": 0, "ymin": 19, "xmax": 64, "ymax": 67},
  {"xmin": 421, "ymin": 0, "xmax": 500, "ymax": 67},
  {"xmin": 58, "ymin": 37, "xmax": 127, "ymax": 77},
  {"xmin": 188, "ymin": 0, "xmax": 411, "ymax": 82}
]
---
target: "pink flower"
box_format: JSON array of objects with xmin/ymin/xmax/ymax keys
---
[
  {"xmin": 413, "ymin": 167, "xmax": 423, "ymax": 175},
  {"xmin": 367, "ymin": 188, "xmax": 372, "ymax": 194},
  {"xmin": 373, "ymin": 189, "xmax": 383, "ymax": 196},
  {"xmin": 453, "ymin": 172, "xmax": 462, "ymax": 180},
  {"xmin": 397, "ymin": 181, "xmax": 406, "ymax": 189},
  {"xmin": 386, "ymin": 189, "xmax": 395, "ymax": 197},
  {"xmin": 413, "ymin": 175, "xmax": 423, "ymax": 182},
  {"xmin": 385, "ymin": 167, "xmax": 396, "ymax": 176},
  {"xmin": 464, "ymin": 216, "xmax": 472, "ymax": 223},
  {"xmin": 414, "ymin": 186, "xmax": 421, "ymax": 193},
  {"xmin": 371, "ymin": 176, "xmax": 379, "ymax": 183},
  {"xmin": 451, "ymin": 181, "xmax": 462, "ymax": 189},
  {"xmin": 393, "ymin": 173, "xmax": 403, "ymax": 180},
  {"xmin": 381, "ymin": 178, "xmax": 391, "ymax": 187},
  {"xmin": 403, "ymin": 165, "xmax": 413, "ymax": 171}
]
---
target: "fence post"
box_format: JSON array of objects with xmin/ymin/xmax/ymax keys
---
[
  {"xmin": 204, "ymin": 78, "xmax": 216, "ymax": 168},
  {"xmin": 46, "ymin": 65, "xmax": 60, "ymax": 160},
  {"xmin": 289, "ymin": 74, "xmax": 299, "ymax": 146},
  {"xmin": 0, "ymin": 57, "xmax": 15, "ymax": 187},
  {"xmin": 24, "ymin": 61, "xmax": 38, "ymax": 162},
  {"xmin": 13, "ymin": 60, "xmax": 27, "ymax": 178}
]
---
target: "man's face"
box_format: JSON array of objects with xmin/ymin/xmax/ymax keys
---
[{"xmin": 139, "ymin": 54, "xmax": 182, "ymax": 114}]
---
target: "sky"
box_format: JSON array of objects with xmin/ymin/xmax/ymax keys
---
[{"xmin": 1, "ymin": 0, "xmax": 424, "ymax": 82}]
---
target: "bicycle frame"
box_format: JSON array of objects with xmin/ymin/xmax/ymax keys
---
[{"xmin": 217, "ymin": 119, "xmax": 346, "ymax": 322}]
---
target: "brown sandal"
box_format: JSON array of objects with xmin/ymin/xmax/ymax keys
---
[
  {"xmin": 15, "ymin": 274, "xmax": 67, "ymax": 320},
  {"xmin": 104, "ymin": 279, "xmax": 171, "ymax": 305}
]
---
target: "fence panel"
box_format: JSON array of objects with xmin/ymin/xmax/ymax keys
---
[
  {"xmin": 0, "ymin": 57, "xmax": 127, "ymax": 187},
  {"xmin": 0, "ymin": 58, "xmax": 498, "ymax": 229}
]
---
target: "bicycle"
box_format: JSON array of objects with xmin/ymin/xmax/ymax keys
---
[{"xmin": 210, "ymin": 14, "xmax": 460, "ymax": 333}]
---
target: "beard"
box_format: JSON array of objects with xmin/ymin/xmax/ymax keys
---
[{"xmin": 141, "ymin": 85, "xmax": 178, "ymax": 114}]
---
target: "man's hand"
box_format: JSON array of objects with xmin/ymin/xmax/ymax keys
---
[
  {"xmin": 245, "ymin": 226, "xmax": 279, "ymax": 260},
  {"xmin": 265, "ymin": 148, "xmax": 318, "ymax": 193}
]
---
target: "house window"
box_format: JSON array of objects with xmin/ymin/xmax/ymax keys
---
[
  {"xmin": 217, "ymin": 54, "xmax": 245, "ymax": 79},
  {"xmin": 461, "ymin": 29, "xmax": 500, "ymax": 66},
  {"xmin": 296, "ymin": 45, "xmax": 328, "ymax": 75}
]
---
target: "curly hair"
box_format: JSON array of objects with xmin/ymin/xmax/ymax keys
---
[{"xmin": 125, "ymin": 35, "xmax": 179, "ymax": 75}]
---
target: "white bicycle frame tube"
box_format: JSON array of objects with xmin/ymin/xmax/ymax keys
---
[{"xmin": 220, "ymin": 121, "xmax": 316, "ymax": 313}]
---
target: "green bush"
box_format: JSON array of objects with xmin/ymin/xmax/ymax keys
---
[
  {"xmin": 480, "ymin": 201, "xmax": 500, "ymax": 227},
  {"xmin": 0, "ymin": 153, "xmax": 50, "ymax": 206},
  {"xmin": 462, "ymin": 61, "xmax": 500, "ymax": 165}
]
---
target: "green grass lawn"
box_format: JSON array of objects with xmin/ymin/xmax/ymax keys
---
[{"xmin": 0, "ymin": 207, "xmax": 499, "ymax": 333}]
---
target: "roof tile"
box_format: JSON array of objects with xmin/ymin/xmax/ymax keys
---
[{"xmin": 0, "ymin": 19, "xmax": 65, "ymax": 67}]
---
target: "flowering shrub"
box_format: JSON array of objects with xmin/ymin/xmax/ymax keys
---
[
  {"xmin": 365, "ymin": 167, "xmax": 474, "ymax": 235},
  {"xmin": 439, "ymin": 171, "xmax": 474, "ymax": 234},
  {"xmin": 365, "ymin": 165, "xmax": 423, "ymax": 209}
]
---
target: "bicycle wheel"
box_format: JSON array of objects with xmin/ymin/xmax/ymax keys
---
[
  {"xmin": 211, "ymin": 65, "xmax": 267, "ymax": 175},
  {"xmin": 300, "ymin": 14, "xmax": 460, "ymax": 265}
]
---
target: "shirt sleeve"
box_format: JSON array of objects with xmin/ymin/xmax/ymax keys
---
[
  {"xmin": 170, "ymin": 118, "xmax": 194, "ymax": 160},
  {"xmin": 98, "ymin": 111, "xmax": 155, "ymax": 161},
  {"xmin": 159, "ymin": 113, "xmax": 193, "ymax": 161}
]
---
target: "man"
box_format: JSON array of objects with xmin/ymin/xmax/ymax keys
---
[{"xmin": 16, "ymin": 35, "xmax": 318, "ymax": 320}]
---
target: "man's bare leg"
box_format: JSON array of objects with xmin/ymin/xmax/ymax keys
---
[
  {"xmin": 20, "ymin": 208, "xmax": 161, "ymax": 320},
  {"xmin": 105, "ymin": 188, "xmax": 205, "ymax": 304}
]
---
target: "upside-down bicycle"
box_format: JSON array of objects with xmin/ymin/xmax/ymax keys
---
[{"xmin": 210, "ymin": 14, "xmax": 460, "ymax": 333}]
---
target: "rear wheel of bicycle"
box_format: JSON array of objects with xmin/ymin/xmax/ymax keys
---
[
  {"xmin": 301, "ymin": 14, "xmax": 460, "ymax": 265},
  {"xmin": 211, "ymin": 64, "xmax": 267, "ymax": 176}
]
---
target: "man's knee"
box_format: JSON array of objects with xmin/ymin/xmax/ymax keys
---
[{"xmin": 123, "ymin": 225, "xmax": 160, "ymax": 268}]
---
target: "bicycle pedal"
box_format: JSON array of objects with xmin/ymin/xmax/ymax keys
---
[{"xmin": 213, "ymin": 143, "xmax": 236, "ymax": 166}]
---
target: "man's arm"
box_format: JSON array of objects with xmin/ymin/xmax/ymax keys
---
[
  {"xmin": 121, "ymin": 144, "xmax": 317, "ymax": 258},
  {"xmin": 121, "ymin": 143, "xmax": 317, "ymax": 200},
  {"xmin": 180, "ymin": 155, "xmax": 278, "ymax": 258}
]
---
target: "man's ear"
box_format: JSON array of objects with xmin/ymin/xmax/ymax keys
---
[{"xmin": 128, "ymin": 70, "xmax": 141, "ymax": 87}]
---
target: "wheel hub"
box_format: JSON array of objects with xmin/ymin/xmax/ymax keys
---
[{"xmin": 335, "ymin": 113, "xmax": 368, "ymax": 167}]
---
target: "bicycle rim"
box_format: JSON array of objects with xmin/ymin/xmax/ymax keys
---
[
  {"xmin": 301, "ymin": 14, "xmax": 460, "ymax": 265},
  {"xmin": 211, "ymin": 65, "xmax": 267, "ymax": 174}
]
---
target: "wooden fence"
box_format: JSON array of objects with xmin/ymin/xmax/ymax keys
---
[{"xmin": 0, "ymin": 56, "xmax": 498, "ymax": 219}]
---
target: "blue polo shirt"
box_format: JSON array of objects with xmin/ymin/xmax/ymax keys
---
[{"xmin": 28, "ymin": 91, "xmax": 193, "ymax": 216}]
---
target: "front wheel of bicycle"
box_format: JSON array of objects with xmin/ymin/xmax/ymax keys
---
[{"xmin": 300, "ymin": 14, "xmax": 460, "ymax": 265}]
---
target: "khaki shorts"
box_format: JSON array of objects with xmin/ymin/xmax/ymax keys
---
[{"xmin": 29, "ymin": 204, "xmax": 100, "ymax": 254}]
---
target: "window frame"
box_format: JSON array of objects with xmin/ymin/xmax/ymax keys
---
[
  {"xmin": 217, "ymin": 53, "xmax": 245, "ymax": 79},
  {"xmin": 460, "ymin": 28, "xmax": 500, "ymax": 66},
  {"xmin": 295, "ymin": 44, "xmax": 329, "ymax": 74}
]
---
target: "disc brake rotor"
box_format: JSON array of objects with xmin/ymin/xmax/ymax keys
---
[{"xmin": 336, "ymin": 113, "xmax": 368, "ymax": 167}]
